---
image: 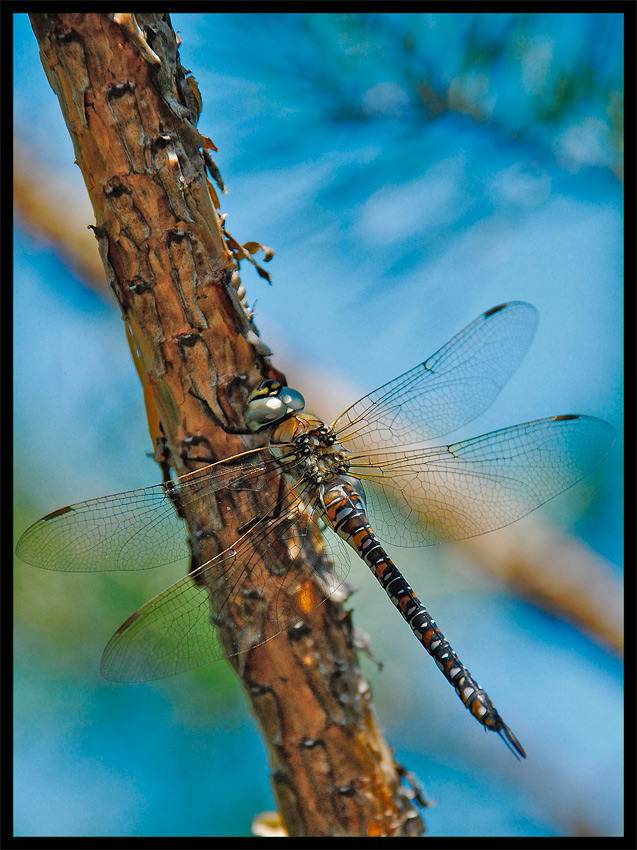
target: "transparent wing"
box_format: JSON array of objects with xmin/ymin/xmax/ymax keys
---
[
  {"xmin": 332, "ymin": 301, "xmax": 538, "ymax": 451},
  {"xmin": 15, "ymin": 447, "xmax": 285, "ymax": 572},
  {"xmin": 349, "ymin": 415, "xmax": 616, "ymax": 547},
  {"xmin": 100, "ymin": 479, "xmax": 351, "ymax": 682}
]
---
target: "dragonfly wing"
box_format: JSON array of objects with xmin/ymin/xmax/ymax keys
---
[
  {"xmin": 100, "ymin": 482, "xmax": 350, "ymax": 681},
  {"xmin": 101, "ymin": 567, "xmax": 221, "ymax": 681},
  {"xmin": 332, "ymin": 302, "xmax": 538, "ymax": 451},
  {"xmin": 15, "ymin": 483, "xmax": 188, "ymax": 572},
  {"xmin": 351, "ymin": 415, "xmax": 616, "ymax": 547},
  {"xmin": 16, "ymin": 447, "xmax": 280, "ymax": 572}
]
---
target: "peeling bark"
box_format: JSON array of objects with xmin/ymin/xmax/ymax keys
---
[{"xmin": 28, "ymin": 12, "xmax": 425, "ymax": 837}]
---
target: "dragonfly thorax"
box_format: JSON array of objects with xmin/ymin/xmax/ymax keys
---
[{"xmin": 271, "ymin": 414, "xmax": 351, "ymax": 485}]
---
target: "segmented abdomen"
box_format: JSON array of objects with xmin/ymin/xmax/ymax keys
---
[{"xmin": 320, "ymin": 477, "xmax": 525, "ymax": 758}]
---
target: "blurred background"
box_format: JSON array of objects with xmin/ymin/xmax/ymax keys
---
[{"xmin": 13, "ymin": 12, "xmax": 623, "ymax": 838}]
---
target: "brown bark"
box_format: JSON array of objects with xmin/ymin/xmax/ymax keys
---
[{"xmin": 28, "ymin": 12, "xmax": 425, "ymax": 837}]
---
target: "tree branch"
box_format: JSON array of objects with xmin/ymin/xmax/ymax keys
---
[{"xmin": 29, "ymin": 11, "xmax": 425, "ymax": 837}]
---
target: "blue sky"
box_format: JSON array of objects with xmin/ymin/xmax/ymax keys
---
[{"xmin": 14, "ymin": 12, "xmax": 624, "ymax": 838}]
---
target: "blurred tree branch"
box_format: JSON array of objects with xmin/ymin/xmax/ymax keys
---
[
  {"xmin": 14, "ymin": 148, "xmax": 107, "ymax": 289},
  {"xmin": 28, "ymin": 11, "xmax": 424, "ymax": 838}
]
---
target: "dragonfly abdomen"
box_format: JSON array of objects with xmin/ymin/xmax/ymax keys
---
[{"xmin": 320, "ymin": 478, "xmax": 526, "ymax": 759}]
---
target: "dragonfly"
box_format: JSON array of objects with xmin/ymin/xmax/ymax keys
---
[{"xmin": 17, "ymin": 301, "xmax": 616, "ymax": 759}]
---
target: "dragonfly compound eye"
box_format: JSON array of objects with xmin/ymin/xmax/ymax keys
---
[
  {"xmin": 244, "ymin": 383, "xmax": 306, "ymax": 431},
  {"xmin": 244, "ymin": 396, "xmax": 287, "ymax": 431},
  {"xmin": 278, "ymin": 387, "xmax": 305, "ymax": 414}
]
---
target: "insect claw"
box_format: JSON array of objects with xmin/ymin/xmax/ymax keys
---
[{"xmin": 498, "ymin": 724, "xmax": 526, "ymax": 759}]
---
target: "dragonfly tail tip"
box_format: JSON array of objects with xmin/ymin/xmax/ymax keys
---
[{"xmin": 498, "ymin": 723, "xmax": 526, "ymax": 759}]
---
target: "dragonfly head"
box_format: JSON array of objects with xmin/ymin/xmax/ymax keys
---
[{"xmin": 244, "ymin": 379, "xmax": 306, "ymax": 431}]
